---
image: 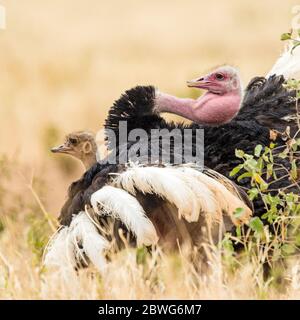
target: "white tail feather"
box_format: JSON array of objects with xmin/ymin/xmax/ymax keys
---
[
  {"xmin": 69, "ymin": 212, "xmax": 109, "ymax": 272},
  {"xmin": 90, "ymin": 186, "xmax": 158, "ymax": 246},
  {"xmin": 178, "ymin": 167, "xmax": 252, "ymax": 225},
  {"xmin": 111, "ymin": 164, "xmax": 250, "ymax": 224},
  {"xmin": 267, "ymin": 39, "xmax": 300, "ymax": 79},
  {"xmin": 44, "ymin": 212, "xmax": 109, "ymax": 273},
  {"xmin": 43, "ymin": 227, "xmax": 77, "ymax": 271},
  {"xmin": 111, "ymin": 165, "xmax": 203, "ymax": 222}
]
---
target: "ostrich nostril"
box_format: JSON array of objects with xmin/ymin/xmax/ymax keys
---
[{"xmin": 197, "ymin": 77, "xmax": 204, "ymax": 81}]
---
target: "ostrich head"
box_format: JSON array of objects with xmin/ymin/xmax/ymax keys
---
[
  {"xmin": 156, "ymin": 65, "xmax": 243, "ymax": 125},
  {"xmin": 51, "ymin": 131, "xmax": 97, "ymax": 169},
  {"xmin": 187, "ymin": 65, "xmax": 242, "ymax": 95}
]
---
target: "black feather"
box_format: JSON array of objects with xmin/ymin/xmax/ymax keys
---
[{"xmin": 237, "ymin": 75, "xmax": 297, "ymax": 134}]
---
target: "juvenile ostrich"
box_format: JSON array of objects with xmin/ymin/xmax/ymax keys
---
[{"xmin": 51, "ymin": 131, "xmax": 98, "ymax": 169}]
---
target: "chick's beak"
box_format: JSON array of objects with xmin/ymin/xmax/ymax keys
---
[
  {"xmin": 51, "ymin": 144, "xmax": 72, "ymax": 154},
  {"xmin": 187, "ymin": 76, "xmax": 209, "ymax": 89}
]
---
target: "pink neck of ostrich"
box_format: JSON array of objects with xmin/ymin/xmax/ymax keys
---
[{"xmin": 155, "ymin": 90, "xmax": 242, "ymax": 125}]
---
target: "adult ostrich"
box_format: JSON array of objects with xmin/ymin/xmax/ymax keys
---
[{"xmin": 102, "ymin": 62, "xmax": 299, "ymax": 220}]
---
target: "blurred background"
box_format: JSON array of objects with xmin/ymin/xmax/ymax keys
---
[{"xmin": 0, "ymin": 0, "xmax": 299, "ymax": 216}]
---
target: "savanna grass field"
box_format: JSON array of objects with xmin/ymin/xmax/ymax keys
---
[{"xmin": 1, "ymin": 0, "xmax": 300, "ymax": 300}]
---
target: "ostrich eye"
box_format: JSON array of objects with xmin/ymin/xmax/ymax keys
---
[
  {"xmin": 215, "ymin": 73, "xmax": 225, "ymax": 81},
  {"xmin": 69, "ymin": 138, "xmax": 78, "ymax": 145}
]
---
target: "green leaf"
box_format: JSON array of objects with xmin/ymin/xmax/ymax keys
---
[
  {"xmin": 291, "ymin": 159, "xmax": 298, "ymax": 179},
  {"xmin": 221, "ymin": 234, "xmax": 234, "ymax": 253},
  {"xmin": 262, "ymin": 154, "xmax": 269, "ymax": 162},
  {"xmin": 260, "ymin": 181, "xmax": 268, "ymax": 191},
  {"xmin": 249, "ymin": 217, "xmax": 264, "ymax": 234},
  {"xmin": 254, "ymin": 144, "xmax": 263, "ymax": 157},
  {"xmin": 233, "ymin": 207, "xmax": 245, "ymax": 218},
  {"xmin": 253, "ymin": 173, "xmax": 268, "ymax": 190},
  {"xmin": 269, "ymin": 150, "xmax": 274, "ymax": 163},
  {"xmin": 230, "ymin": 164, "xmax": 243, "ymax": 177},
  {"xmin": 257, "ymin": 158, "xmax": 264, "ymax": 172},
  {"xmin": 237, "ymin": 172, "xmax": 252, "ymax": 182},
  {"xmin": 245, "ymin": 158, "xmax": 258, "ymax": 171},
  {"xmin": 278, "ymin": 148, "xmax": 288, "ymax": 159},
  {"xmin": 248, "ymin": 188, "xmax": 259, "ymax": 200},
  {"xmin": 291, "ymin": 41, "xmax": 300, "ymax": 54},
  {"xmin": 281, "ymin": 32, "xmax": 292, "ymax": 41},
  {"xmin": 267, "ymin": 163, "xmax": 273, "ymax": 179},
  {"xmin": 253, "ymin": 173, "xmax": 263, "ymax": 184},
  {"xmin": 235, "ymin": 149, "xmax": 245, "ymax": 159}
]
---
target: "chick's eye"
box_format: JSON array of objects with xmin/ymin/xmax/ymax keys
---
[
  {"xmin": 215, "ymin": 73, "xmax": 225, "ymax": 81},
  {"xmin": 69, "ymin": 138, "xmax": 78, "ymax": 145}
]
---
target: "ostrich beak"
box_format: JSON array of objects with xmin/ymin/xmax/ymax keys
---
[
  {"xmin": 51, "ymin": 144, "xmax": 72, "ymax": 154},
  {"xmin": 187, "ymin": 76, "xmax": 210, "ymax": 89}
]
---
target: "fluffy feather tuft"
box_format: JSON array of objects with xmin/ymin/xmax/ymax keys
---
[
  {"xmin": 90, "ymin": 186, "xmax": 158, "ymax": 246},
  {"xmin": 267, "ymin": 39, "xmax": 300, "ymax": 79},
  {"xmin": 180, "ymin": 167, "xmax": 252, "ymax": 225},
  {"xmin": 69, "ymin": 212, "xmax": 109, "ymax": 272},
  {"xmin": 44, "ymin": 212, "xmax": 109, "ymax": 273},
  {"xmin": 43, "ymin": 227, "xmax": 77, "ymax": 272},
  {"xmin": 111, "ymin": 164, "xmax": 204, "ymax": 222},
  {"xmin": 110, "ymin": 163, "xmax": 251, "ymax": 226}
]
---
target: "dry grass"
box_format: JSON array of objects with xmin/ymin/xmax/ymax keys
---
[
  {"xmin": 2, "ymin": 215, "xmax": 300, "ymax": 300},
  {"xmin": 1, "ymin": 0, "xmax": 300, "ymax": 299}
]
